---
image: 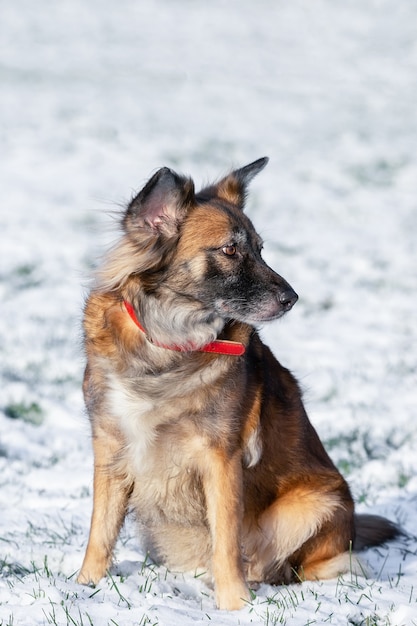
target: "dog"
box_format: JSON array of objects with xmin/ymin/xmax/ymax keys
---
[{"xmin": 77, "ymin": 157, "xmax": 398, "ymax": 610}]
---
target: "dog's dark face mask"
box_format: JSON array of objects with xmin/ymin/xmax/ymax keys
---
[{"xmin": 173, "ymin": 204, "xmax": 298, "ymax": 325}]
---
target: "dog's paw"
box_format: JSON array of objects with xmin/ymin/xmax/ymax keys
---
[
  {"xmin": 215, "ymin": 582, "xmax": 251, "ymax": 611},
  {"xmin": 77, "ymin": 567, "xmax": 105, "ymax": 587}
]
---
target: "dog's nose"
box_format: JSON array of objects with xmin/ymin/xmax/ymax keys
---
[{"xmin": 279, "ymin": 289, "xmax": 298, "ymax": 311}]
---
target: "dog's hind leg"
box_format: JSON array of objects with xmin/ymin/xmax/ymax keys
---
[
  {"xmin": 297, "ymin": 513, "xmax": 401, "ymax": 582},
  {"xmin": 290, "ymin": 498, "xmax": 362, "ymax": 582},
  {"xmin": 78, "ymin": 431, "xmax": 132, "ymax": 586},
  {"xmin": 244, "ymin": 483, "xmax": 356, "ymax": 585}
]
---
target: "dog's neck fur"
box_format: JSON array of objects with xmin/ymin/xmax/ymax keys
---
[{"xmin": 123, "ymin": 300, "xmax": 246, "ymax": 356}]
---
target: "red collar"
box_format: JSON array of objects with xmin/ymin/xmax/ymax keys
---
[{"xmin": 123, "ymin": 300, "xmax": 245, "ymax": 356}]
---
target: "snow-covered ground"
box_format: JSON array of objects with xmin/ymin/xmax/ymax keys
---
[{"xmin": 1, "ymin": 1, "xmax": 417, "ymax": 624}]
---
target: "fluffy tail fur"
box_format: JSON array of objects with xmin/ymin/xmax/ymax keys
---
[{"xmin": 353, "ymin": 514, "xmax": 401, "ymax": 551}]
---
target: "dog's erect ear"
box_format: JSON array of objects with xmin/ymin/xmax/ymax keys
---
[
  {"xmin": 124, "ymin": 167, "xmax": 195, "ymax": 237},
  {"xmin": 198, "ymin": 157, "xmax": 269, "ymax": 208}
]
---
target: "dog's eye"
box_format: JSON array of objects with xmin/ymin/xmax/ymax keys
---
[{"xmin": 222, "ymin": 244, "xmax": 237, "ymax": 257}]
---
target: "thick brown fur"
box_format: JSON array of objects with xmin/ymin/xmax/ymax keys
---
[{"xmin": 78, "ymin": 158, "xmax": 399, "ymax": 610}]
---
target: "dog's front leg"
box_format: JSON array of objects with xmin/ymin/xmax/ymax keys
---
[
  {"xmin": 202, "ymin": 448, "xmax": 250, "ymax": 610},
  {"xmin": 78, "ymin": 431, "xmax": 131, "ymax": 586}
]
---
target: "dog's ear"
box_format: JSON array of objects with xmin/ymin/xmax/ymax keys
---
[
  {"xmin": 124, "ymin": 167, "xmax": 195, "ymax": 237},
  {"xmin": 198, "ymin": 157, "xmax": 269, "ymax": 208}
]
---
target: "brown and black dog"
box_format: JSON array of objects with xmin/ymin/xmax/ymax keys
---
[{"xmin": 78, "ymin": 158, "xmax": 398, "ymax": 610}]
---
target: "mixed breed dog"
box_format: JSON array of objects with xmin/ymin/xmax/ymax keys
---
[{"xmin": 77, "ymin": 157, "xmax": 399, "ymax": 610}]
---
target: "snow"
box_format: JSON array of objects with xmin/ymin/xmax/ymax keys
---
[{"xmin": 1, "ymin": 0, "xmax": 417, "ymax": 624}]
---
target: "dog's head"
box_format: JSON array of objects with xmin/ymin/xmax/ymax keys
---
[{"xmin": 100, "ymin": 158, "xmax": 297, "ymax": 349}]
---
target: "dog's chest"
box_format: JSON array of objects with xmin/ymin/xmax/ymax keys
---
[
  {"xmin": 107, "ymin": 374, "xmax": 156, "ymax": 469},
  {"xmin": 106, "ymin": 372, "xmax": 203, "ymax": 476}
]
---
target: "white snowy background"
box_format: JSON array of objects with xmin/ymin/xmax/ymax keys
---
[{"xmin": 1, "ymin": 1, "xmax": 416, "ymax": 624}]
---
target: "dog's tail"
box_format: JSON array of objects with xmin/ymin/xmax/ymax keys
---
[{"xmin": 353, "ymin": 514, "xmax": 401, "ymax": 551}]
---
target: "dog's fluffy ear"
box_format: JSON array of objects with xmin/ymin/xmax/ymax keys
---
[
  {"xmin": 198, "ymin": 157, "xmax": 269, "ymax": 208},
  {"xmin": 124, "ymin": 167, "xmax": 195, "ymax": 237}
]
